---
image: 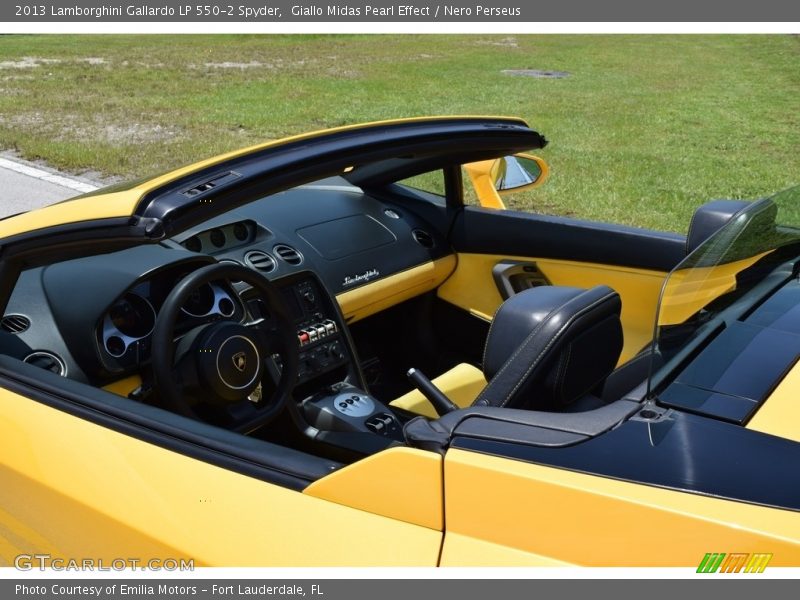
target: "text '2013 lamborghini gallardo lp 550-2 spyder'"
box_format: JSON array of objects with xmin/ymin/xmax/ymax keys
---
[{"xmin": 0, "ymin": 117, "xmax": 799, "ymax": 567}]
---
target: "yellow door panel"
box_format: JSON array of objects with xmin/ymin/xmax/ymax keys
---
[
  {"xmin": 443, "ymin": 449, "xmax": 800, "ymax": 567},
  {"xmin": 437, "ymin": 253, "xmax": 666, "ymax": 363},
  {"xmin": 0, "ymin": 388, "xmax": 441, "ymax": 566},
  {"xmin": 304, "ymin": 447, "xmax": 442, "ymax": 531},
  {"xmin": 390, "ymin": 363, "xmax": 486, "ymax": 418}
]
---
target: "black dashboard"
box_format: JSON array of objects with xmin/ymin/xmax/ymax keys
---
[
  {"xmin": 169, "ymin": 182, "xmax": 449, "ymax": 297},
  {"xmin": 0, "ymin": 180, "xmax": 451, "ymax": 395}
]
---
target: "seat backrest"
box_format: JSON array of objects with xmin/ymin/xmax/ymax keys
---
[
  {"xmin": 686, "ymin": 199, "xmax": 750, "ymax": 255},
  {"xmin": 473, "ymin": 285, "xmax": 623, "ymax": 410}
]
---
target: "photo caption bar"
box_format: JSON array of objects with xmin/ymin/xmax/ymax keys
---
[
  {"xmin": 3, "ymin": 0, "xmax": 800, "ymax": 22},
  {"xmin": 3, "ymin": 579, "xmax": 796, "ymax": 599}
]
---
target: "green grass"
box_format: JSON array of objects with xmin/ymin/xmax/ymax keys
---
[{"xmin": 0, "ymin": 34, "xmax": 798, "ymax": 231}]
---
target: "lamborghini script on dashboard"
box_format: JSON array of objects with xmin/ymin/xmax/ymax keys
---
[{"xmin": 342, "ymin": 269, "xmax": 380, "ymax": 288}]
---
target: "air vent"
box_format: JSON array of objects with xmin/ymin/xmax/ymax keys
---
[
  {"xmin": 274, "ymin": 244, "xmax": 303, "ymax": 265},
  {"xmin": 23, "ymin": 351, "xmax": 66, "ymax": 376},
  {"xmin": 412, "ymin": 229, "xmax": 435, "ymax": 249},
  {"xmin": 1, "ymin": 314, "xmax": 30, "ymax": 334},
  {"xmin": 244, "ymin": 251, "xmax": 276, "ymax": 273}
]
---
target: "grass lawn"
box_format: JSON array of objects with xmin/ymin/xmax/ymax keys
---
[{"xmin": 0, "ymin": 34, "xmax": 798, "ymax": 231}]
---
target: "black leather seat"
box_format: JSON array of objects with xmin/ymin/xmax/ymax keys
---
[
  {"xmin": 686, "ymin": 199, "xmax": 749, "ymax": 255},
  {"xmin": 472, "ymin": 285, "xmax": 623, "ymax": 410}
]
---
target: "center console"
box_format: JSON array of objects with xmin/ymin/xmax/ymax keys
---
[
  {"xmin": 302, "ymin": 383, "xmax": 404, "ymax": 442},
  {"xmin": 262, "ymin": 272, "xmax": 405, "ymax": 453}
]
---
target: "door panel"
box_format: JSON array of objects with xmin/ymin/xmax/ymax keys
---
[
  {"xmin": 438, "ymin": 253, "xmax": 665, "ymax": 363},
  {"xmin": 442, "ymin": 207, "xmax": 685, "ymax": 363},
  {"xmin": 441, "ymin": 448, "xmax": 800, "ymax": 567},
  {"xmin": 0, "ymin": 388, "xmax": 442, "ymax": 566},
  {"xmin": 451, "ymin": 206, "xmax": 686, "ymax": 271}
]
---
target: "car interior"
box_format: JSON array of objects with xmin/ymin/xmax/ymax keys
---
[{"xmin": 0, "ymin": 166, "xmax": 749, "ymax": 488}]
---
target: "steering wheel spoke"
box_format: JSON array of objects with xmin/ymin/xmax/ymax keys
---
[{"xmin": 174, "ymin": 347, "xmax": 201, "ymax": 391}]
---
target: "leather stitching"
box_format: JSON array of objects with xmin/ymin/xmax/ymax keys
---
[
  {"xmin": 479, "ymin": 289, "xmax": 617, "ymax": 408},
  {"xmin": 481, "ymin": 292, "xmax": 510, "ymax": 373}
]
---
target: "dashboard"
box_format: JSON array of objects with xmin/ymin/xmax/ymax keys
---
[{"xmin": 0, "ymin": 179, "xmax": 451, "ymax": 397}]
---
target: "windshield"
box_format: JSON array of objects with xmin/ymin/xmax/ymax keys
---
[{"xmin": 647, "ymin": 185, "xmax": 800, "ymax": 397}]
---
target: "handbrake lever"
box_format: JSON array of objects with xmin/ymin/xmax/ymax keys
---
[{"xmin": 407, "ymin": 368, "xmax": 458, "ymax": 416}]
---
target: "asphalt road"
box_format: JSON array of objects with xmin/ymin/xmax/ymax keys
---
[{"xmin": 0, "ymin": 155, "xmax": 100, "ymax": 219}]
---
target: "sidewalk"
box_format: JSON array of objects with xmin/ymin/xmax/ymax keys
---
[{"xmin": 0, "ymin": 154, "xmax": 100, "ymax": 219}]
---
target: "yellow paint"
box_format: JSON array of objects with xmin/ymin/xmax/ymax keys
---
[
  {"xmin": 336, "ymin": 255, "xmax": 456, "ymax": 323},
  {"xmin": 391, "ymin": 362, "xmax": 486, "ymax": 418},
  {"xmin": 0, "ymin": 191, "xmax": 143, "ymax": 239},
  {"xmin": 102, "ymin": 375, "xmax": 142, "ymax": 398},
  {"xmin": 748, "ymin": 358, "xmax": 800, "ymax": 443},
  {"xmin": 303, "ymin": 447, "xmax": 442, "ymax": 531},
  {"xmin": 658, "ymin": 252, "xmax": 770, "ymax": 326},
  {"xmin": 437, "ymin": 253, "xmax": 666, "ymax": 363},
  {"xmin": 444, "ymin": 449, "xmax": 800, "ymax": 566},
  {"xmin": 0, "ymin": 387, "xmax": 441, "ymax": 566},
  {"xmin": 440, "ymin": 532, "xmax": 571, "ymax": 566},
  {"xmin": 464, "ymin": 160, "xmax": 506, "ymax": 210}
]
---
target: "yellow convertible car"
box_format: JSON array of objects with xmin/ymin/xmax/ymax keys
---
[{"xmin": 0, "ymin": 117, "xmax": 798, "ymax": 568}]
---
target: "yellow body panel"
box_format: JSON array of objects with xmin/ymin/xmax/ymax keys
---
[
  {"xmin": 444, "ymin": 449, "xmax": 800, "ymax": 566},
  {"xmin": 0, "ymin": 388, "xmax": 441, "ymax": 566},
  {"xmin": 748, "ymin": 359, "xmax": 800, "ymax": 443},
  {"xmin": 336, "ymin": 256, "xmax": 456, "ymax": 323},
  {"xmin": 390, "ymin": 362, "xmax": 486, "ymax": 418},
  {"xmin": 437, "ymin": 253, "xmax": 666, "ymax": 363},
  {"xmin": 303, "ymin": 447, "xmax": 442, "ymax": 531},
  {"xmin": 441, "ymin": 532, "xmax": 571, "ymax": 567},
  {"xmin": 0, "ymin": 191, "xmax": 143, "ymax": 239}
]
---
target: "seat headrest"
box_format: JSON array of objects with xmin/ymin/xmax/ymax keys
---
[
  {"xmin": 686, "ymin": 200, "xmax": 750, "ymax": 255},
  {"xmin": 476, "ymin": 285, "xmax": 623, "ymax": 409}
]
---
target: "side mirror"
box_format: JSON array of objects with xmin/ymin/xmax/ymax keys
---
[
  {"xmin": 493, "ymin": 154, "xmax": 548, "ymax": 193},
  {"xmin": 464, "ymin": 153, "xmax": 549, "ymax": 209}
]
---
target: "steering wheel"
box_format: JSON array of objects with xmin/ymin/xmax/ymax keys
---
[{"xmin": 151, "ymin": 262, "xmax": 299, "ymax": 432}]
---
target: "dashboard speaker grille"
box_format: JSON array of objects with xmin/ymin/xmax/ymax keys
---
[
  {"xmin": 244, "ymin": 251, "xmax": 276, "ymax": 273},
  {"xmin": 1, "ymin": 314, "xmax": 30, "ymax": 334},
  {"xmin": 274, "ymin": 244, "xmax": 303, "ymax": 265}
]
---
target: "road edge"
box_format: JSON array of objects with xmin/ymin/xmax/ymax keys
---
[{"xmin": 0, "ymin": 155, "xmax": 100, "ymax": 194}]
